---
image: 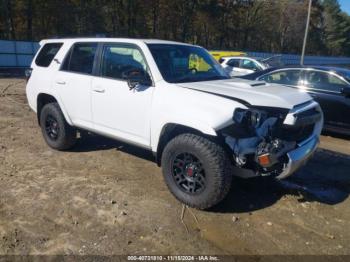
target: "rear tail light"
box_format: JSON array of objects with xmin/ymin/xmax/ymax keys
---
[{"xmin": 25, "ymin": 68, "xmax": 33, "ymax": 81}]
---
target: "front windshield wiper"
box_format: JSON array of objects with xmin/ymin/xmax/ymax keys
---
[
  {"xmin": 202, "ymin": 76, "xmax": 229, "ymax": 81},
  {"xmin": 175, "ymin": 75, "xmax": 198, "ymax": 83},
  {"xmin": 175, "ymin": 75, "xmax": 228, "ymax": 83}
]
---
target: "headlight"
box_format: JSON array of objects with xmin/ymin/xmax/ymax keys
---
[{"xmin": 233, "ymin": 108, "xmax": 267, "ymax": 128}]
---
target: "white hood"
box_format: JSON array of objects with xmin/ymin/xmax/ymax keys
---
[{"xmin": 178, "ymin": 78, "xmax": 312, "ymax": 109}]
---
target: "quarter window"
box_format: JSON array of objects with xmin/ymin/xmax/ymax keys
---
[
  {"xmin": 305, "ymin": 71, "xmax": 347, "ymax": 92},
  {"xmin": 61, "ymin": 43, "xmax": 98, "ymax": 74},
  {"xmin": 100, "ymin": 44, "xmax": 148, "ymax": 80},
  {"xmin": 259, "ymin": 70, "xmax": 301, "ymax": 86},
  {"xmin": 35, "ymin": 43, "xmax": 63, "ymax": 67}
]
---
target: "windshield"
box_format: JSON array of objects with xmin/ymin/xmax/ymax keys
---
[{"xmin": 147, "ymin": 44, "xmax": 230, "ymax": 83}]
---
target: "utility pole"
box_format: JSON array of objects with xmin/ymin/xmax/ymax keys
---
[{"xmin": 301, "ymin": 0, "xmax": 312, "ymax": 65}]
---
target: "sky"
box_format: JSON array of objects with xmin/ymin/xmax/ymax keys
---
[{"xmin": 339, "ymin": 0, "xmax": 350, "ymax": 15}]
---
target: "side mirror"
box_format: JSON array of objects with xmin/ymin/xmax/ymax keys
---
[
  {"xmin": 122, "ymin": 68, "xmax": 152, "ymax": 90},
  {"xmin": 341, "ymin": 87, "xmax": 350, "ymax": 97}
]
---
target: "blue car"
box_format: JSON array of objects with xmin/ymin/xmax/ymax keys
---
[{"xmin": 241, "ymin": 66, "xmax": 350, "ymax": 135}]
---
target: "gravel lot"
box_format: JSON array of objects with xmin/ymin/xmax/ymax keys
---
[{"xmin": 0, "ymin": 78, "xmax": 349, "ymax": 255}]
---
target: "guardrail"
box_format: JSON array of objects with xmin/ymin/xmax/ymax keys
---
[{"xmin": 246, "ymin": 51, "xmax": 350, "ymax": 67}]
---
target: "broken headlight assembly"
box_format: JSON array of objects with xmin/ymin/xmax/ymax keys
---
[
  {"xmin": 221, "ymin": 107, "xmax": 294, "ymax": 175},
  {"xmin": 233, "ymin": 108, "xmax": 267, "ymax": 129}
]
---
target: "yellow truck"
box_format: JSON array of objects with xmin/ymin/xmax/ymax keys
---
[
  {"xmin": 209, "ymin": 50, "xmax": 246, "ymax": 62},
  {"xmin": 188, "ymin": 51, "xmax": 246, "ymax": 72}
]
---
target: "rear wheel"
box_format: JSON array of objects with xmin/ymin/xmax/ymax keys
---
[
  {"xmin": 40, "ymin": 103, "xmax": 77, "ymax": 150},
  {"xmin": 161, "ymin": 133, "xmax": 233, "ymax": 209}
]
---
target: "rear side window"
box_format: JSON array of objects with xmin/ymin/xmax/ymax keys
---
[
  {"xmin": 61, "ymin": 42, "xmax": 98, "ymax": 74},
  {"xmin": 35, "ymin": 43, "xmax": 63, "ymax": 67},
  {"xmin": 259, "ymin": 70, "xmax": 302, "ymax": 86},
  {"xmin": 305, "ymin": 71, "xmax": 347, "ymax": 92}
]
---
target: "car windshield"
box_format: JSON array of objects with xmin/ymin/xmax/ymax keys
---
[{"xmin": 147, "ymin": 44, "xmax": 230, "ymax": 83}]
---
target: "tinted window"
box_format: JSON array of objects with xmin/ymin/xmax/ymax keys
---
[
  {"xmin": 227, "ymin": 59, "xmax": 240, "ymax": 67},
  {"xmin": 259, "ymin": 70, "xmax": 301, "ymax": 85},
  {"xmin": 241, "ymin": 59, "xmax": 260, "ymax": 71},
  {"xmin": 35, "ymin": 43, "xmax": 63, "ymax": 67},
  {"xmin": 305, "ymin": 71, "xmax": 347, "ymax": 92},
  {"xmin": 62, "ymin": 43, "xmax": 97, "ymax": 74},
  {"xmin": 100, "ymin": 44, "xmax": 148, "ymax": 79}
]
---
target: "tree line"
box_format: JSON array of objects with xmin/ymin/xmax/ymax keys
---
[{"xmin": 1, "ymin": 0, "xmax": 350, "ymax": 56}]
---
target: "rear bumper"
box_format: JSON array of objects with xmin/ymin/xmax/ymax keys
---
[{"xmin": 275, "ymin": 135, "xmax": 319, "ymax": 179}]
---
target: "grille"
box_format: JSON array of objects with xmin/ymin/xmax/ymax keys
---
[
  {"xmin": 278, "ymin": 124, "xmax": 315, "ymax": 143},
  {"xmin": 277, "ymin": 107, "xmax": 320, "ymax": 143}
]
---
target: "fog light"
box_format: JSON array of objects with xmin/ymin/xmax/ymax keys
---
[{"xmin": 258, "ymin": 153, "xmax": 271, "ymax": 167}]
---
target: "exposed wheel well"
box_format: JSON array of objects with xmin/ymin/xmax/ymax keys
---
[
  {"xmin": 156, "ymin": 124, "xmax": 217, "ymax": 166},
  {"xmin": 37, "ymin": 93, "xmax": 58, "ymax": 125}
]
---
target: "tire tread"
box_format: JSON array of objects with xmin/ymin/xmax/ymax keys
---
[{"xmin": 161, "ymin": 133, "xmax": 233, "ymax": 209}]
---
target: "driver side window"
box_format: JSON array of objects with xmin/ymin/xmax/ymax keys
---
[{"xmin": 100, "ymin": 44, "xmax": 148, "ymax": 80}]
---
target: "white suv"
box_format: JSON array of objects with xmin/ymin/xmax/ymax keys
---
[{"xmin": 26, "ymin": 38, "xmax": 323, "ymax": 209}]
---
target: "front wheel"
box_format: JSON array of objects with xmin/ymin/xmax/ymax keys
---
[{"xmin": 161, "ymin": 133, "xmax": 233, "ymax": 209}]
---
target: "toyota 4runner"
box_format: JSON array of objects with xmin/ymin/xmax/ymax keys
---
[{"xmin": 26, "ymin": 38, "xmax": 323, "ymax": 209}]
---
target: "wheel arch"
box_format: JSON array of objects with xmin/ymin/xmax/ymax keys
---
[
  {"xmin": 154, "ymin": 123, "xmax": 218, "ymax": 166},
  {"xmin": 36, "ymin": 93, "xmax": 73, "ymax": 126}
]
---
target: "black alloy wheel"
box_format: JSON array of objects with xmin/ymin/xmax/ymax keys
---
[
  {"xmin": 45, "ymin": 115, "xmax": 60, "ymax": 140},
  {"xmin": 172, "ymin": 152, "xmax": 206, "ymax": 194}
]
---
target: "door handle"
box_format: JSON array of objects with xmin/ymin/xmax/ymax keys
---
[
  {"xmin": 93, "ymin": 87, "xmax": 105, "ymax": 93},
  {"xmin": 56, "ymin": 80, "xmax": 66, "ymax": 85}
]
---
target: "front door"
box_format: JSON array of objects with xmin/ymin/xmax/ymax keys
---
[{"xmin": 91, "ymin": 43, "xmax": 154, "ymax": 148}]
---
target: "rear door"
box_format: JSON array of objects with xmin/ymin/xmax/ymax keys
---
[
  {"xmin": 54, "ymin": 42, "xmax": 98, "ymax": 129},
  {"xmin": 304, "ymin": 70, "xmax": 350, "ymax": 129}
]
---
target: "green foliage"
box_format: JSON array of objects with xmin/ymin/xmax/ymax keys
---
[
  {"xmin": 322, "ymin": 0, "xmax": 350, "ymax": 55},
  {"xmin": 0, "ymin": 0, "xmax": 349, "ymax": 56}
]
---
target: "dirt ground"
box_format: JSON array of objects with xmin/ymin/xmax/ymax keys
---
[{"xmin": 0, "ymin": 78, "xmax": 350, "ymax": 256}]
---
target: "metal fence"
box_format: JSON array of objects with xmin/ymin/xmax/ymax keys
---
[
  {"xmin": 0, "ymin": 39, "xmax": 350, "ymax": 69},
  {"xmin": 247, "ymin": 51, "xmax": 350, "ymax": 67},
  {"xmin": 0, "ymin": 40, "xmax": 39, "ymax": 68}
]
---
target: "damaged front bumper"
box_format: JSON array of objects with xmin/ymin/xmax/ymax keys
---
[
  {"xmin": 275, "ymin": 135, "xmax": 319, "ymax": 179},
  {"xmin": 221, "ymin": 100, "xmax": 323, "ymax": 179}
]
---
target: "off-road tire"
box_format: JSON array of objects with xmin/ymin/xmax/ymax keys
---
[
  {"xmin": 161, "ymin": 133, "xmax": 233, "ymax": 209},
  {"xmin": 40, "ymin": 102, "xmax": 76, "ymax": 150}
]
